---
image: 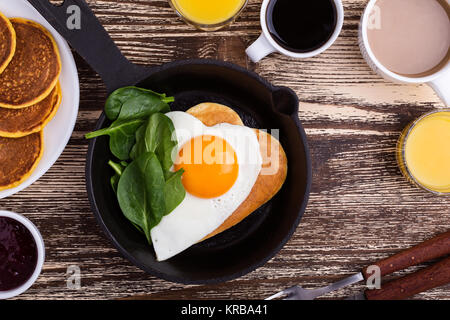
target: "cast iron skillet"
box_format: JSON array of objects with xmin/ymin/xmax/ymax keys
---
[{"xmin": 29, "ymin": 0, "xmax": 312, "ymax": 284}]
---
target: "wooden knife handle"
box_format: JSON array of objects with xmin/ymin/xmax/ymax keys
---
[
  {"xmin": 362, "ymin": 230, "xmax": 450, "ymax": 279},
  {"xmin": 364, "ymin": 256, "xmax": 450, "ymax": 300}
]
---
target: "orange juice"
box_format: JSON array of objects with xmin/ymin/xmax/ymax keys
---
[
  {"xmin": 171, "ymin": 0, "xmax": 247, "ymax": 26},
  {"xmin": 398, "ymin": 110, "xmax": 450, "ymax": 194}
]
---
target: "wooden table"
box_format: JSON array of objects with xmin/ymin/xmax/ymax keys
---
[{"xmin": 4, "ymin": 0, "xmax": 449, "ymax": 300}]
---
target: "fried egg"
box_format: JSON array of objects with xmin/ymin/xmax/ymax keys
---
[{"xmin": 151, "ymin": 111, "xmax": 262, "ymax": 261}]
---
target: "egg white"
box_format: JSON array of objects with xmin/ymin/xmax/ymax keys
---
[{"xmin": 150, "ymin": 111, "xmax": 262, "ymax": 261}]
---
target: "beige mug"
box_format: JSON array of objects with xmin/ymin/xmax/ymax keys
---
[{"xmin": 359, "ymin": 0, "xmax": 450, "ymax": 106}]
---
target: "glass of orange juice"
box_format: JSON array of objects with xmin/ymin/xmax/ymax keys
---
[
  {"xmin": 169, "ymin": 0, "xmax": 248, "ymax": 31},
  {"xmin": 397, "ymin": 110, "xmax": 450, "ymax": 195}
]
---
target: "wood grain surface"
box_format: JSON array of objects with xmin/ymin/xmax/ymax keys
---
[{"xmin": 3, "ymin": 0, "xmax": 449, "ymax": 300}]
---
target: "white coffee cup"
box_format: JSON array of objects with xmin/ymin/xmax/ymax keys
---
[
  {"xmin": 359, "ymin": 0, "xmax": 450, "ymax": 106},
  {"xmin": 246, "ymin": 0, "xmax": 344, "ymax": 63}
]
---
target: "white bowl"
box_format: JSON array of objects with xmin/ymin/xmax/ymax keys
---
[
  {"xmin": 0, "ymin": 211, "xmax": 45, "ymax": 299},
  {"xmin": 0, "ymin": 0, "xmax": 80, "ymax": 199}
]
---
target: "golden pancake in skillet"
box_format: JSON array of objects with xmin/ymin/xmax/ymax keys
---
[
  {"xmin": 0, "ymin": 82, "xmax": 61, "ymax": 138},
  {"xmin": 0, "ymin": 18, "xmax": 61, "ymax": 109},
  {"xmin": 186, "ymin": 102, "xmax": 244, "ymax": 126},
  {"xmin": 0, "ymin": 12, "xmax": 16, "ymax": 74},
  {"xmin": 186, "ymin": 103, "xmax": 288, "ymax": 240},
  {"xmin": 0, "ymin": 131, "xmax": 43, "ymax": 191}
]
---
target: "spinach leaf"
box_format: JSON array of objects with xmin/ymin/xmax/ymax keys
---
[
  {"xmin": 108, "ymin": 160, "xmax": 127, "ymax": 194},
  {"xmin": 108, "ymin": 160, "xmax": 143, "ymax": 234},
  {"xmin": 108, "ymin": 160, "xmax": 127, "ymax": 176},
  {"xmin": 105, "ymin": 87, "xmax": 174, "ymax": 121},
  {"xmin": 85, "ymin": 119, "xmax": 145, "ymax": 160},
  {"xmin": 151, "ymin": 114, "xmax": 177, "ymax": 176},
  {"xmin": 129, "ymin": 124, "xmax": 147, "ymax": 161},
  {"xmin": 164, "ymin": 169, "xmax": 186, "ymax": 215},
  {"xmin": 130, "ymin": 113, "xmax": 177, "ymax": 176},
  {"xmin": 117, "ymin": 152, "xmax": 166, "ymax": 243},
  {"xmin": 111, "ymin": 175, "xmax": 120, "ymax": 194},
  {"xmin": 114, "ymin": 94, "xmax": 171, "ymax": 123}
]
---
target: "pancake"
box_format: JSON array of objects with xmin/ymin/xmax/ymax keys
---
[
  {"xmin": 0, "ymin": 18, "xmax": 61, "ymax": 109},
  {"xmin": 0, "ymin": 12, "xmax": 16, "ymax": 74},
  {"xmin": 186, "ymin": 103, "xmax": 288, "ymax": 241},
  {"xmin": 187, "ymin": 102, "xmax": 244, "ymax": 126},
  {"xmin": 0, "ymin": 82, "xmax": 61, "ymax": 137},
  {"xmin": 0, "ymin": 131, "xmax": 43, "ymax": 191}
]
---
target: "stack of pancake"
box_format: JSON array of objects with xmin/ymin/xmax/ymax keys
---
[{"xmin": 0, "ymin": 12, "xmax": 62, "ymax": 191}]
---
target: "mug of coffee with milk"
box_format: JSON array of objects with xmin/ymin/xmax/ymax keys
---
[{"xmin": 359, "ymin": 0, "xmax": 450, "ymax": 106}]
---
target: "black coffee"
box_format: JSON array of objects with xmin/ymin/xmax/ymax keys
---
[{"xmin": 267, "ymin": 0, "xmax": 337, "ymax": 53}]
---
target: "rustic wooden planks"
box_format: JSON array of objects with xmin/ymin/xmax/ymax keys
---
[{"xmin": 2, "ymin": 0, "xmax": 449, "ymax": 300}]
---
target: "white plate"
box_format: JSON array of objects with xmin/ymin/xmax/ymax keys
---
[{"xmin": 0, "ymin": 0, "xmax": 79, "ymax": 199}]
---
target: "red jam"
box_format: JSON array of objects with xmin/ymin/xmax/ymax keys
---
[{"xmin": 0, "ymin": 217, "xmax": 38, "ymax": 291}]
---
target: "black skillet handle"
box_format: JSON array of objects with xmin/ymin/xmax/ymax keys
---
[{"xmin": 27, "ymin": 0, "xmax": 151, "ymax": 93}]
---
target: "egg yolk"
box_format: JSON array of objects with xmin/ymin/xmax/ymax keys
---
[{"xmin": 174, "ymin": 135, "xmax": 239, "ymax": 199}]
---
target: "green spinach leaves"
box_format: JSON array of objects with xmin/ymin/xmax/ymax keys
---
[
  {"xmin": 85, "ymin": 87, "xmax": 174, "ymax": 161},
  {"xmin": 86, "ymin": 118, "xmax": 145, "ymax": 160},
  {"xmin": 130, "ymin": 113, "xmax": 177, "ymax": 176},
  {"xmin": 105, "ymin": 86, "xmax": 174, "ymax": 121},
  {"xmin": 117, "ymin": 152, "xmax": 166, "ymax": 243},
  {"xmin": 86, "ymin": 87, "xmax": 185, "ymax": 245}
]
